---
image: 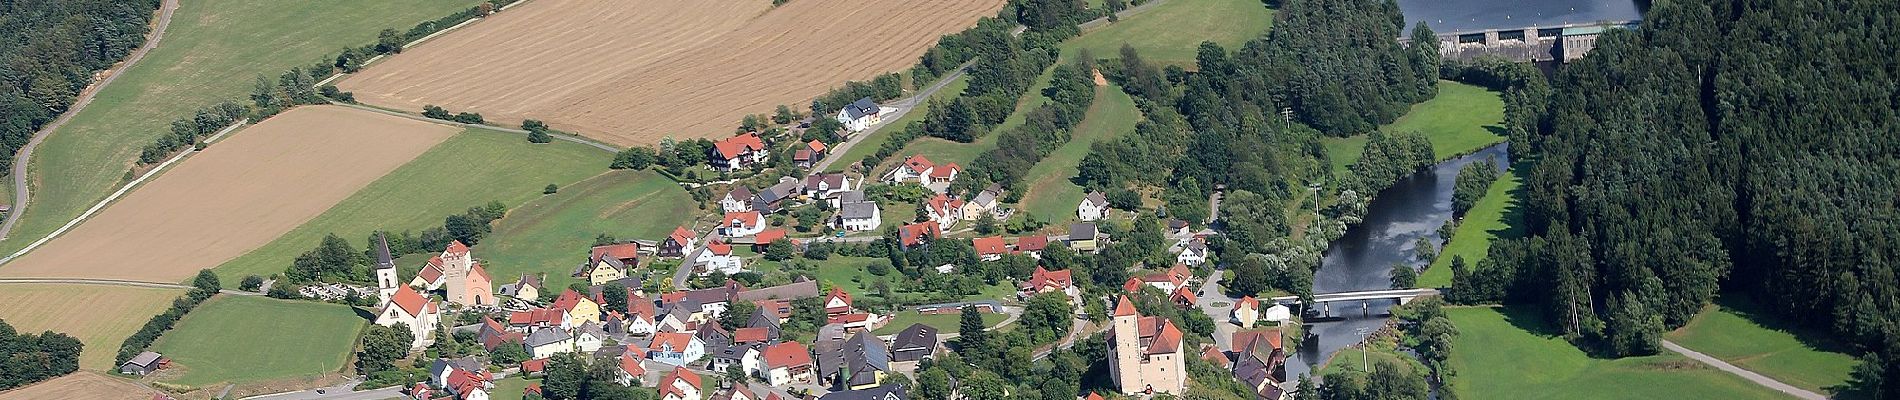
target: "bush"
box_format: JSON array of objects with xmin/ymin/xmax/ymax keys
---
[
  {"xmin": 239, "ymin": 275, "xmax": 264, "ymax": 291},
  {"xmin": 544, "ymin": 184, "xmax": 559, "ymax": 194}
]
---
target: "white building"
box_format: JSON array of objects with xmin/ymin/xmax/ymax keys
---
[
  {"xmin": 721, "ymin": 187, "xmax": 754, "ymax": 213},
  {"xmin": 1078, "ymin": 192, "xmax": 1109, "ymax": 222},
  {"xmin": 837, "ymin": 97, "xmax": 882, "ymax": 132},
  {"xmin": 375, "ymin": 285, "xmax": 439, "ymax": 350},
  {"xmin": 695, "ymin": 242, "xmax": 746, "ymax": 276},
  {"xmin": 833, "ymin": 201, "xmax": 882, "ymax": 232},
  {"xmin": 719, "ymin": 211, "xmax": 766, "ymax": 237}
]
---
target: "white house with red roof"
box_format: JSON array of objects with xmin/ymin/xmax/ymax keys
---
[
  {"xmin": 1108, "ymin": 296, "xmax": 1186, "ymax": 395},
  {"xmin": 615, "ymin": 352, "xmax": 649, "ymax": 387},
  {"xmin": 1232, "ymin": 296, "xmax": 1261, "ymax": 327},
  {"xmin": 1020, "ymin": 266, "xmax": 1076, "ymax": 297},
  {"xmin": 377, "ymin": 285, "xmax": 440, "ymax": 350},
  {"xmin": 922, "ymin": 194, "xmax": 964, "ymax": 227},
  {"xmin": 761, "ymin": 341, "xmax": 816, "ymax": 385},
  {"xmin": 648, "ymin": 331, "xmax": 706, "ymax": 366},
  {"xmin": 882, "ymin": 155, "xmax": 961, "ymax": 186},
  {"xmin": 718, "ymin": 211, "xmax": 766, "ymax": 237},
  {"xmin": 694, "ymin": 241, "xmax": 745, "ymax": 276},
  {"xmin": 972, "ymin": 236, "xmax": 1008, "ymax": 261},
  {"xmin": 1122, "ymin": 263, "xmax": 1194, "ymax": 294},
  {"xmin": 897, "ymin": 221, "xmax": 940, "ymax": 250},
  {"xmin": 409, "ymin": 241, "xmax": 496, "ymax": 307},
  {"xmin": 658, "ymin": 368, "xmax": 705, "ymax": 400},
  {"xmin": 824, "ymin": 286, "xmax": 854, "ymax": 316},
  {"xmin": 795, "ymin": 140, "xmax": 829, "ymax": 169},
  {"xmin": 662, "ymin": 226, "xmax": 698, "ymax": 258},
  {"xmin": 710, "ymin": 132, "xmax": 768, "ymax": 171}
]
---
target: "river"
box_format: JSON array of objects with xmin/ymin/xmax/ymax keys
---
[{"xmin": 1285, "ymin": 142, "xmax": 1510, "ymax": 379}]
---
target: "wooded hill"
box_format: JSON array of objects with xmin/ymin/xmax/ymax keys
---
[{"xmin": 0, "ymin": 0, "xmax": 162, "ymax": 171}]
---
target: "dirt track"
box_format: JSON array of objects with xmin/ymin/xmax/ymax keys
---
[
  {"xmin": 0, "ymin": 106, "xmax": 456, "ymax": 283},
  {"xmin": 338, "ymin": 0, "xmax": 1006, "ymax": 146}
]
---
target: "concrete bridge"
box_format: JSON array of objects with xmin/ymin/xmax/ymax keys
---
[{"xmin": 1401, "ymin": 21, "xmax": 1640, "ymax": 64}]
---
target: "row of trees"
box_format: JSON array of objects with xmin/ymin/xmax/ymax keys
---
[
  {"xmin": 960, "ymin": 60, "xmax": 1098, "ymax": 195},
  {"xmin": 115, "ymin": 270, "xmax": 221, "ymax": 367},
  {"xmin": 136, "ymin": 101, "xmax": 248, "ymax": 164},
  {"xmin": 0, "ymin": 319, "xmax": 84, "ymax": 390},
  {"xmin": 0, "ymin": 0, "xmax": 163, "ymax": 173},
  {"xmin": 1450, "ymin": 158, "xmax": 1500, "ymax": 218},
  {"xmin": 285, "ymin": 202, "xmax": 505, "ymax": 284}
]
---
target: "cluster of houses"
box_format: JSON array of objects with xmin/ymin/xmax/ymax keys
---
[{"xmin": 703, "ymin": 96, "xmax": 891, "ymax": 174}]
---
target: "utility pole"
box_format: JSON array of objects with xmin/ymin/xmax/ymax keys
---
[{"xmin": 1281, "ymin": 107, "xmax": 1293, "ymax": 131}]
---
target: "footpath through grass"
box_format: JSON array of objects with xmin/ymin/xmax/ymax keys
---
[
  {"xmin": 1418, "ymin": 167, "xmax": 1525, "ymax": 287},
  {"xmin": 1446, "ymin": 306, "xmax": 1790, "ymax": 400},
  {"xmin": 1666, "ymin": 300, "xmax": 1860, "ymax": 395},
  {"xmin": 151, "ymin": 295, "xmax": 366, "ymax": 387},
  {"xmin": 1017, "ymin": 84, "xmax": 1139, "ymax": 223},
  {"xmin": 3, "ymin": 0, "xmax": 487, "ymax": 257},
  {"xmin": 1062, "ymin": 0, "xmax": 1275, "ymax": 66},
  {"xmin": 1323, "ymin": 81, "xmax": 1505, "ymax": 174},
  {"xmin": 479, "ymin": 170, "xmax": 695, "ymax": 287},
  {"xmin": 213, "ymin": 129, "xmax": 610, "ymax": 282}
]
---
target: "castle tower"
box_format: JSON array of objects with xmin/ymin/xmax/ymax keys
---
[
  {"xmin": 1110, "ymin": 296, "xmax": 1142, "ymax": 394},
  {"xmin": 374, "ymin": 233, "xmax": 399, "ymax": 305},
  {"xmin": 443, "ymin": 241, "xmax": 471, "ymax": 306}
]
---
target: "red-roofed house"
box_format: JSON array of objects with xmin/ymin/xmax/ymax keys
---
[
  {"xmin": 719, "ymin": 211, "xmax": 766, "ymax": 237},
  {"xmin": 972, "ymin": 236, "xmax": 1008, "ymax": 261},
  {"xmin": 823, "ymin": 286, "xmax": 853, "ymax": 316},
  {"xmin": 658, "ymin": 368, "xmax": 705, "ymax": 400},
  {"xmin": 409, "ymin": 241, "xmax": 496, "ymax": 307},
  {"xmin": 509, "ymin": 307, "xmax": 571, "ymax": 332},
  {"xmin": 521, "ymin": 358, "xmax": 549, "ymax": 375},
  {"xmin": 444, "ymin": 368, "xmax": 490, "ymax": 400},
  {"xmin": 883, "ymin": 155, "xmax": 938, "ymax": 184},
  {"xmin": 898, "ymin": 221, "xmax": 941, "ymax": 250},
  {"xmin": 695, "ymin": 241, "xmax": 744, "ymax": 275},
  {"xmin": 662, "ymin": 226, "xmax": 698, "ymax": 257},
  {"xmin": 794, "ymin": 140, "xmax": 829, "ymax": 169},
  {"xmin": 1171, "ymin": 286, "xmax": 1198, "ymax": 307},
  {"xmin": 1020, "ymin": 266, "xmax": 1077, "ymax": 299},
  {"xmin": 762, "ymin": 342, "xmax": 815, "ymax": 385},
  {"xmin": 1232, "ymin": 296, "xmax": 1261, "ymax": 327},
  {"xmin": 648, "ymin": 332, "xmax": 706, "ymax": 366},
  {"xmin": 1015, "ymin": 235, "xmax": 1050, "ymax": 258},
  {"xmin": 591, "ymin": 243, "xmax": 642, "ymax": 265},
  {"xmin": 1107, "ymin": 296, "xmax": 1186, "ymax": 395},
  {"xmin": 710, "ymin": 132, "xmax": 768, "ymax": 171},
  {"xmin": 922, "ymin": 193, "xmax": 965, "ymax": 227},
  {"xmin": 929, "ymin": 162, "xmax": 961, "ymax": 183},
  {"xmin": 614, "ymin": 353, "xmax": 648, "ymax": 386},
  {"xmin": 1202, "ymin": 345, "xmax": 1231, "ymax": 368},
  {"xmin": 1124, "ymin": 264, "xmax": 1194, "ymax": 294},
  {"xmin": 376, "ymin": 285, "xmax": 440, "ymax": 350},
  {"xmin": 753, "ymin": 229, "xmax": 798, "ymax": 251}
]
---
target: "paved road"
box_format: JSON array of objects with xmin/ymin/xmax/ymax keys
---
[
  {"xmin": 243, "ymin": 380, "xmax": 402, "ymax": 400},
  {"xmin": 810, "ymin": 63, "xmax": 973, "ymax": 173},
  {"xmin": 1192, "ymin": 270, "xmax": 1238, "ymax": 350},
  {"xmin": 1660, "ymin": 340, "xmax": 1828, "ymax": 400},
  {"xmin": 332, "ymin": 102, "xmax": 619, "ymax": 153},
  {"xmin": 0, "ymin": 277, "xmax": 261, "ymax": 296},
  {"xmin": 1, "ymin": 0, "xmax": 181, "ymax": 242}
]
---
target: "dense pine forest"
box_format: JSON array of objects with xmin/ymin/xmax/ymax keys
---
[
  {"xmin": 1449, "ymin": 0, "xmax": 1900, "ymax": 395},
  {"xmin": 0, "ymin": 0, "xmax": 162, "ymax": 171}
]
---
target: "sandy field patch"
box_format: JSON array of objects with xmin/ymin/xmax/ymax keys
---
[
  {"xmin": 0, "ymin": 284, "xmax": 184, "ymax": 370},
  {"xmin": 0, "ymin": 106, "xmax": 457, "ymax": 282},
  {"xmin": 0, "ymin": 371, "xmax": 158, "ymax": 400},
  {"xmin": 338, "ymin": 0, "xmax": 1005, "ymax": 146}
]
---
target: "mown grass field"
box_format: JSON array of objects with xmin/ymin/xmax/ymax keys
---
[
  {"xmin": 1446, "ymin": 306, "xmax": 1790, "ymax": 400},
  {"xmin": 1323, "ymin": 81, "xmax": 1505, "ymax": 173},
  {"xmin": 151, "ymin": 295, "xmax": 365, "ymax": 387},
  {"xmin": 827, "ymin": 75, "xmax": 970, "ymax": 173},
  {"xmin": 1017, "ymin": 84, "xmax": 1139, "ymax": 223},
  {"xmin": 0, "ymin": 284, "xmax": 183, "ymax": 370},
  {"xmin": 1418, "ymin": 167, "xmax": 1525, "ymax": 288},
  {"xmin": 2, "ymin": 0, "xmax": 488, "ymax": 258},
  {"xmin": 1062, "ymin": 0, "xmax": 1275, "ymax": 66},
  {"xmin": 1666, "ymin": 300, "xmax": 1860, "ymax": 394},
  {"xmin": 478, "ymin": 170, "xmax": 695, "ymax": 287},
  {"xmin": 213, "ymin": 130, "xmax": 611, "ymax": 282},
  {"xmin": 872, "ymin": 310, "xmax": 1007, "ymax": 335}
]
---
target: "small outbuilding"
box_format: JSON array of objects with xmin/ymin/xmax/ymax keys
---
[{"xmin": 120, "ymin": 351, "xmax": 166, "ymax": 376}]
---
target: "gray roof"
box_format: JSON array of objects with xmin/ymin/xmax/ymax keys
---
[
  {"xmin": 840, "ymin": 202, "xmax": 880, "ymax": 220},
  {"xmin": 727, "ymin": 187, "xmax": 754, "ymax": 201},
  {"xmin": 1084, "ymin": 192, "xmax": 1108, "ymax": 207},
  {"xmin": 374, "ymin": 233, "xmax": 395, "ymax": 269},
  {"xmin": 804, "ymin": 173, "xmax": 848, "ymax": 193},
  {"xmin": 125, "ymin": 351, "xmax": 163, "ymax": 367},
  {"xmin": 840, "ymin": 190, "xmax": 866, "ymax": 204},
  {"xmin": 576, "ymin": 321, "xmax": 611, "ymax": 339},
  {"xmin": 890, "ymin": 324, "xmax": 938, "ymax": 362},
  {"xmin": 844, "ymin": 331, "xmax": 890, "ymax": 386},
  {"xmin": 819, "ymin": 384, "xmax": 908, "ymax": 400},
  {"xmin": 971, "ymin": 190, "xmax": 997, "ymax": 207},
  {"xmin": 1070, "ymin": 223, "xmax": 1098, "ymax": 240},
  {"xmin": 524, "ymin": 328, "xmax": 572, "ymax": 347},
  {"xmin": 842, "ymin": 97, "xmax": 879, "ymax": 120}
]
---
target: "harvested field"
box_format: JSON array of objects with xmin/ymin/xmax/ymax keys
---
[
  {"xmin": 0, "ymin": 284, "xmax": 184, "ymax": 370},
  {"xmin": 339, "ymin": 0, "xmax": 1007, "ymax": 146},
  {"xmin": 0, "ymin": 106, "xmax": 457, "ymax": 283},
  {"xmin": 0, "ymin": 371, "xmax": 158, "ymax": 400}
]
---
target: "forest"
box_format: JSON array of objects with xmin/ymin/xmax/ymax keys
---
[
  {"xmin": 0, "ymin": 0, "xmax": 162, "ymax": 172},
  {"xmin": 0, "ymin": 319, "xmax": 83, "ymax": 390},
  {"xmin": 1448, "ymin": 0, "xmax": 1900, "ymax": 395}
]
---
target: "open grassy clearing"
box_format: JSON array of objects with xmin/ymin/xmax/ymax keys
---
[
  {"xmin": 339, "ymin": 0, "xmax": 1005, "ymax": 145},
  {"xmin": 150, "ymin": 295, "xmax": 365, "ymax": 387},
  {"xmin": 1017, "ymin": 84, "xmax": 1139, "ymax": 223},
  {"xmin": 479, "ymin": 170, "xmax": 695, "ymax": 287},
  {"xmin": 872, "ymin": 310, "xmax": 1007, "ymax": 335},
  {"xmin": 3, "ymin": 0, "xmax": 489, "ymax": 258},
  {"xmin": 1061, "ymin": 0, "xmax": 1274, "ymax": 66},
  {"xmin": 1322, "ymin": 81, "xmax": 1505, "ymax": 173},
  {"xmin": 827, "ymin": 75, "xmax": 971, "ymax": 173},
  {"xmin": 489, "ymin": 375, "xmax": 540, "ymax": 400},
  {"xmin": 1665, "ymin": 300, "xmax": 1860, "ymax": 394},
  {"xmin": 0, "ymin": 106, "xmax": 457, "ymax": 283},
  {"xmin": 0, "ymin": 371, "xmax": 156, "ymax": 400},
  {"xmin": 213, "ymin": 129, "xmax": 611, "ymax": 283},
  {"xmin": 1319, "ymin": 346, "xmax": 1421, "ymax": 377},
  {"xmin": 1418, "ymin": 167, "xmax": 1525, "ymax": 287},
  {"xmin": 1446, "ymin": 306, "xmax": 1791, "ymax": 400},
  {"xmin": 0, "ymin": 284, "xmax": 184, "ymax": 370}
]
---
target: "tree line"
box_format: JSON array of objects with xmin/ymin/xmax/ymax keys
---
[
  {"xmin": 115, "ymin": 270, "xmax": 221, "ymax": 368},
  {"xmin": 1448, "ymin": 0, "xmax": 1900, "ymax": 395},
  {"xmin": 958, "ymin": 59, "xmax": 1098, "ymax": 197},
  {"xmin": 0, "ymin": 0, "xmax": 163, "ymax": 174},
  {"xmin": 0, "ymin": 319, "xmax": 84, "ymax": 390},
  {"xmin": 284, "ymin": 201, "xmax": 505, "ymax": 284}
]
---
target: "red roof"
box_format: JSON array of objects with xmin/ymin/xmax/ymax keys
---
[
  {"xmin": 468, "ymin": 262, "xmax": 493, "ymax": 285},
  {"xmin": 660, "ymin": 368, "xmax": 704, "ymax": 397},
  {"xmin": 1202, "ymin": 346, "xmax": 1231, "ymax": 368},
  {"xmin": 1172, "ymin": 285, "xmax": 1198, "ymax": 305},
  {"xmin": 723, "ymin": 211, "xmax": 763, "ymax": 229},
  {"xmin": 1086, "ymin": 393, "xmax": 1104, "ymax": 400},
  {"xmin": 1236, "ymin": 296, "xmax": 1260, "ymax": 311},
  {"xmin": 825, "ymin": 286, "xmax": 852, "ymax": 312},
  {"xmin": 734, "ymin": 327, "xmax": 771, "ymax": 343},
  {"xmin": 1148, "ymin": 318, "xmax": 1184, "ymax": 355},
  {"xmin": 1022, "ymin": 266, "xmax": 1073, "ymax": 292},
  {"xmin": 525, "ymin": 383, "xmax": 542, "ymax": 396},
  {"xmin": 707, "ymin": 241, "xmax": 733, "ymax": 256},
  {"xmin": 629, "ymin": 293, "xmax": 656, "ymax": 318},
  {"xmin": 592, "ymin": 243, "xmax": 641, "ymax": 261},
  {"xmin": 620, "ymin": 353, "xmax": 646, "ymax": 376},
  {"xmin": 807, "ymin": 140, "xmax": 828, "ymax": 153},
  {"xmin": 1234, "ymin": 328, "xmax": 1284, "ymax": 352},
  {"xmin": 650, "ymin": 332, "xmax": 695, "ymax": 351},
  {"xmin": 1113, "ymin": 296, "xmax": 1138, "ymax": 317},
  {"xmin": 551, "ymin": 289, "xmax": 588, "ymax": 312},
  {"xmin": 899, "ymin": 221, "xmax": 941, "ymax": 247},
  {"xmin": 828, "ymin": 313, "xmax": 873, "ymax": 324},
  {"xmin": 930, "ymin": 163, "xmax": 962, "ymax": 179},
  {"xmin": 389, "ymin": 286, "xmax": 430, "ymax": 316},
  {"xmin": 445, "ymin": 240, "xmax": 470, "ymax": 255},
  {"xmin": 446, "ymin": 369, "xmax": 487, "ymax": 397},
  {"xmin": 902, "ymin": 155, "xmax": 935, "ymax": 174},
  {"xmin": 521, "ymin": 358, "xmax": 549, "ymax": 373},
  {"xmin": 764, "ymin": 342, "xmax": 813, "ymax": 368},
  {"xmin": 755, "ymin": 229, "xmax": 789, "ymax": 244},
  {"xmin": 972, "ymin": 236, "xmax": 1007, "ymax": 256},
  {"xmin": 713, "ymin": 133, "xmax": 766, "ymax": 160},
  {"xmin": 417, "ymin": 263, "xmax": 444, "ymax": 285},
  {"xmin": 1014, "ymin": 235, "xmax": 1049, "ymax": 252},
  {"xmin": 510, "ymin": 308, "xmax": 565, "ymax": 326},
  {"xmin": 669, "ymin": 227, "xmax": 695, "ymax": 245}
]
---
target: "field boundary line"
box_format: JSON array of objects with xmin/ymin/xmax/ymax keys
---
[
  {"xmin": 0, "ymin": 121, "xmax": 246, "ymax": 267},
  {"xmin": 2, "ymin": 0, "xmax": 182, "ymax": 242},
  {"xmin": 0, "ymin": 277, "xmax": 260, "ymax": 296},
  {"xmin": 317, "ymin": 0, "xmax": 539, "ymax": 88},
  {"xmin": 330, "ymin": 102, "xmax": 620, "ymax": 153}
]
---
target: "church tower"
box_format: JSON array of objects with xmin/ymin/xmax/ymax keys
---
[
  {"xmin": 1110, "ymin": 296, "xmax": 1141, "ymax": 393},
  {"xmin": 374, "ymin": 233, "xmax": 399, "ymax": 305}
]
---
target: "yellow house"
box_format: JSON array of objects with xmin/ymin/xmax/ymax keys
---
[
  {"xmin": 553, "ymin": 289, "xmax": 603, "ymax": 327},
  {"xmin": 582, "ymin": 257, "xmax": 630, "ymax": 286}
]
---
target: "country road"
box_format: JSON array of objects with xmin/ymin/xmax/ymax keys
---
[
  {"xmin": 809, "ymin": 63, "xmax": 972, "ymax": 173},
  {"xmin": 1660, "ymin": 340, "xmax": 1828, "ymax": 400},
  {"xmin": 0, "ymin": 0, "xmax": 181, "ymax": 242},
  {"xmin": 0, "ymin": 277, "xmax": 261, "ymax": 296}
]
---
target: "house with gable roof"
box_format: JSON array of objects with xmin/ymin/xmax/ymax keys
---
[
  {"xmin": 1177, "ymin": 237, "xmax": 1209, "ymax": 266},
  {"xmin": 410, "ymin": 241, "xmax": 496, "ymax": 307},
  {"xmin": 1078, "ymin": 192, "xmax": 1110, "ymax": 222},
  {"xmin": 710, "ymin": 132, "xmax": 768, "ymax": 171},
  {"xmin": 550, "ymin": 289, "xmax": 603, "ymax": 327},
  {"xmin": 377, "ymin": 285, "xmax": 440, "ymax": 350},
  {"xmin": 972, "ymin": 236, "xmax": 1008, "ymax": 261},
  {"xmin": 721, "ymin": 187, "xmax": 755, "ymax": 213},
  {"xmin": 922, "ymin": 194, "xmax": 964, "ymax": 227},
  {"xmin": 762, "ymin": 341, "xmax": 815, "ymax": 385},
  {"xmin": 658, "ymin": 368, "xmax": 705, "ymax": 400},
  {"xmin": 833, "ymin": 200, "xmax": 882, "ymax": 232},
  {"xmin": 577, "ymin": 253, "xmax": 631, "ymax": 286},
  {"xmin": 889, "ymin": 323, "xmax": 940, "ymax": 368},
  {"xmin": 1020, "ymin": 266, "xmax": 1078, "ymax": 301},
  {"xmin": 795, "ymin": 140, "xmax": 829, "ymax": 169},
  {"xmin": 1232, "ymin": 296, "xmax": 1261, "ymax": 327},
  {"xmin": 499, "ymin": 273, "xmax": 545, "ymax": 302},
  {"xmin": 897, "ymin": 221, "xmax": 940, "ymax": 250},
  {"xmin": 824, "ymin": 286, "xmax": 854, "ymax": 316},
  {"xmin": 882, "ymin": 155, "xmax": 960, "ymax": 185},
  {"xmin": 614, "ymin": 352, "xmax": 649, "ymax": 387},
  {"xmin": 826, "ymin": 331, "xmax": 892, "ymax": 390},
  {"xmin": 804, "ymin": 172, "xmax": 855, "ymax": 206},
  {"xmin": 648, "ymin": 331, "xmax": 706, "ymax": 366},
  {"xmin": 719, "ymin": 211, "xmax": 766, "ymax": 237},
  {"xmin": 694, "ymin": 241, "xmax": 745, "ymax": 275},
  {"xmin": 837, "ymin": 97, "xmax": 883, "ymax": 132},
  {"xmin": 1014, "ymin": 235, "xmax": 1050, "ymax": 258},
  {"xmin": 662, "ymin": 227, "xmax": 698, "ymax": 258}
]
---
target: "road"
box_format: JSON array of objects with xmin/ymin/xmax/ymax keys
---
[
  {"xmin": 809, "ymin": 63, "xmax": 973, "ymax": 173},
  {"xmin": 0, "ymin": 277, "xmax": 262, "ymax": 296},
  {"xmin": 242, "ymin": 380, "xmax": 402, "ymax": 400},
  {"xmin": 0, "ymin": 0, "xmax": 181, "ymax": 242},
  {"xmin": 1660, "ymin": 340, "xmax": 1828, "ymax": 400},
  {"xmin": 1191, "ymin": 270, "xmax": 1238, "ymax": 350}
]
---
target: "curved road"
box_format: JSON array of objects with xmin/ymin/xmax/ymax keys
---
[
  {"xmin": 1, "ymin": 0, "xmax": 182, "ymax": 241},
  {"xmin": 809, "ymin": 63, "xmax": 973, "ymax": 173}
]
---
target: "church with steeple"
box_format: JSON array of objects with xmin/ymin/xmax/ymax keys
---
[{"xmin": 408, "ymin": 240, "xmax": 497, "ymax": 307}]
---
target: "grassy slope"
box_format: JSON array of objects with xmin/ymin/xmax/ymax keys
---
[
  {"xmin": 3, "ymin": 0, "xmax": 486, "ymax": 257},
  {"xmin": 212, "ymin": 130, "xmax": 611, "ymax": 282},
  {"xmin": 478, "ymin": 170, "xmax": 695, "ymax": 287},
  {"xmin": 826, "ymin": 76, "xmax": 971, "ymax": 173},
  {"xmin": 1062, "ymin": 0, "xmax": 1275, "ymax": 66},
  {"xmin": 151, "ymin": 295, "xmax": 365, "ymax": 387},
  {"xmin": 1446, "ymin": 306, "xmax": 1790, "ymax": 400},
  {"xmin": 1418, "ymin": 168, "xmax": 1525, "ymax": 287},
  {"xmin": 1017, "ymin": 84, "xmax": 1139, "ymax": 223},
  {"xmin": 871, "ymin": 310, "xmax": 1007, "ymax": 335},
  {"xmin": 1665, "ymin": 301, "xmax": 1860, "ymax": 394},
  {"xmin": 1322, "ymin": 81, "xmax": 1505, "ymax": 173}
]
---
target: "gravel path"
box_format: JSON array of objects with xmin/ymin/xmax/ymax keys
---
[{"xmin": 1661, "ymin": 339, "xmax": 1828, "ymax": 400}]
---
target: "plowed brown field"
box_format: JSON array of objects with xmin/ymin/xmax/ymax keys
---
[
  {"xmin": 0, "ymin": 371, "xmax": 157, "ymax": 400},
  {"xmin": 0, "ymin": 106, "xmax": 457, "ymax": 282},
  {"xmin": 337, "ymin": 0, "xmax": 1006, "ymax": 146}
]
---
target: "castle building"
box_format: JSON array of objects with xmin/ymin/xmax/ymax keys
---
[
  {"xmin": 1107, "ymin": 296, "xmax": 1186, "ymax": 396},
  {"xmin": 411, "ymin": 240, "xmax": 497, "ymax": 307}
]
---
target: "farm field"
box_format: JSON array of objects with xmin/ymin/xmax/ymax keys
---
[
  {"xmin": 338, "ymin": 0, "xmax": 1007, "ymax": 146},
  {"xmin": 2, "ymin": 0, "xmax": 489, "ymax": 259},
  {"xmin": 0, "ymin": 284, "xmax": 184, "ymax": 370},
  {"xmin": 1017, "ymin": 84, "xmax": 1139, "ymax": 223},
  {"xmin": 1323, "ymin": 81, "xmax": 1505, "ymax": 173},
  {"xmin": 212, "ymin": 128, "xmax": 610, "ymax": 283},
  {"xmin": 1061, "ymin": 0, "xmax": 1275, "ymax": 66},
  {"xmin": 479, "ymin": 170, "xmax": 696, "ymax": 286},
  {"xmin": 826, "ymin": 75, "xmax": 971, "ymax": 173},
  {"xmin": 1418, "ymin": 167, "xmax": 1525, "ymax": 287},
  {"xmin": 872, "ymin": 310, "xmax": 1007, "ymax": 335},
  {"xmin": 0, "ymin": 106, "xmax": 456, "ymax": 283},
  {"xmin": 1666, "ymin": 300, "xmax": 1860, "ymax": 394},
  {"xmin": 0, "ymin": 371, "xmax": 156, "ymax": 400},
  {"xmin": 1446, "ymin": 306, "xmax": 1790, "ymax": 400},
  {"xmin": 150, "ymin": 295, "xmax": 366, "ymax": 388}
]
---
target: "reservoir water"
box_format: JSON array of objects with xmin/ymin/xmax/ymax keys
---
[
  {"xmin": 1397, "ymin": 0, "xmax": 1641, "ymax": 34},
  {"xmin": 1285, "ymin": 142, "xmax": 1510, "ymax": 379}
]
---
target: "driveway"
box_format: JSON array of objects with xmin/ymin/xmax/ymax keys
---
[{"xmin": 1193, "ymin": 270, "xmax": 1238, "ymax": 350}]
